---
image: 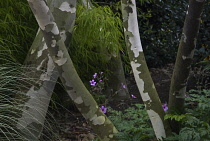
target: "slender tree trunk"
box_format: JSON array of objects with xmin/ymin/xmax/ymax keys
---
[
  {"xmin": 106, "ymin": 55, "xmax": 130, "ymax": 100},
  {"xmin": 27, "ymin": 0, "xmax": 118, "ymax": 140},
  {"xmin": 168, "ymin": 0, "xmax": 205, "ymax": 132},
  {"xmin": 16, "ymin": 0, "xmax": 76, "ymax": 140},
  {"xmin": 121, "ymin": 0, "xmax": 171, "ymax": 140}
]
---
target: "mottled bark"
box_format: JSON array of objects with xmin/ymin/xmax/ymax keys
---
[
  {"xmin": 121, "ymin": 0, "xmax": 171, "ymax": 140},
  {"xmin": 16, "ymin": 0, "xmax": 76, "ymax": 140},
  {"xmin": 168, "ymin": 0, "xmax": 205, "ymax": 132},
  {"xmin": 27, "ymin": 0, "xmax": 118, "ymax": 140}
]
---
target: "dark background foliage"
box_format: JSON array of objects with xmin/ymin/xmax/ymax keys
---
[
  {"xmin": 0, "ymin": 0, "xmax": 38, "ymax": 64},
  {"xmin": 1, "ymin": 0, "xmax": 209, "ymax": 67},
  {"xmin": 95, "ymin": 0, "xmax": 209, "ymax": 67}
]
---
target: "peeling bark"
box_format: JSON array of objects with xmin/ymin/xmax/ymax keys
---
[
  {"xmin": 27, "ymin": 0, "xmax": 118, "ymax": 140},
  {"xmin": 121, "ymin": 0, "xmax": 171, "ymax": 140},
  {"xmin": 168, "ymin": 0, "xmax": 205, "ymax": 132},
  {"xmin": 16, "ymin": 0, "xmax": 76, "ymax": 140}
]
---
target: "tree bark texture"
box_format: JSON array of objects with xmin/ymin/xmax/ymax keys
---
[
  {"xmin": 169, "ymin": 0, "xmax": 205, "ymax": 113},
  {"xmin": 16, "ymin": 0, "xmax": 76, "ymax": 140},
  {"xmin": 27, "ymin": 0, "xmax": 118, "ymax": 140},
  {"xmin": 106, "ymin": 55, "xmax": 130, "ymax": 100},
  {"xmin": 121, "ymin": 0, "xmax": 171, "ymax": 140},
  {"xmin": 168, "ymin": 0, "xmax": 205, "ymax": 132}
]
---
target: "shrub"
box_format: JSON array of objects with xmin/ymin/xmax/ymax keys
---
[
  {"xmin": 0, "ymin": 0, "xmax": 37, "ymax": 64},
  {"xmin": 164, "ymin": 89, "xmax": 210, "ymax": 141}
]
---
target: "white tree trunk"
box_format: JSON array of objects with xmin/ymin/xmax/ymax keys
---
[
  {"xmin": 121, "ymin": 0, "xmax": 171, "ymax": 139},
  {"xmin": 27, "ymin": 0, "xmax": 118, "ymax": 140},
  {"xmin": 16, "ymin": 0, "xmax": 76, "ymax": 140}
]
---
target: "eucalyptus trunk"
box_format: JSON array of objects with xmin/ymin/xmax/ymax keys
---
[
  {"xmin": 168, "ymin": 0, "xmax": 205, "ymax": 132},
  {"xmin": 27, "ymin": 0, "xmax": 118, "ymax": 140},
  {"xmin": 16, "ymin": 0, "xmax": 76, "ymax": 140},
  {"xmin": 121, "ymin": 0, "xmax": 171, "ymax": 140}
]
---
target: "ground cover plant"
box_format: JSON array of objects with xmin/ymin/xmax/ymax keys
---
[
  {"xmin": 105, "ymin": 89, "xmax": 210, "ymax": 141},
  {"xmin": 0, "ymin": 0, "xmax": 209, "ymax": 140}
]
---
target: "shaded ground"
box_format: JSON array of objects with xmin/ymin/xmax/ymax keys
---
[
  {"xmin": 127, "ymin": 63, "xmax": 174, "ymax": 104},
  {"xmin": 49, "ymin": 63, "xmax": 202, "ymax": 141}
]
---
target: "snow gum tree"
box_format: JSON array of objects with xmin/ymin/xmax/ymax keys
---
[
  {"xmin": 168, "ymin": 0, "xmax": 205, "ymax": 132},
  {"xmin": 27, "ymin": 0, "xmax": 118, "ymax": 140},
  {"xmin": 121, "ymin": 0, "xmax": 171, "ymax": 140}
]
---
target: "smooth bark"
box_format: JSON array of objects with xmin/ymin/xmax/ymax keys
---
[
  {"xmin": 121, "ymin": 0, "xmax": 171, "ymax": 140},
  {"xmin": 168, "ymin": 0, "xmax": 205, "ymax": 132},
  {"xmin": 16, "ymin": 0, "xmax": 76, "ymax": 140},
  {"xmin": 106, "ymin": 55, "xmax": 130, "ymax": 100},
  {"xmin": 27, "ymin": 0, "xmax": 118, "ymax": 140}
]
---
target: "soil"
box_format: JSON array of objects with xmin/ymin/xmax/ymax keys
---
[{"xmin": 49, "ymin": 63, "xmax": 200, "ymax": 141}]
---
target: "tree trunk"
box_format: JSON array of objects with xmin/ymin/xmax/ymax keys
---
[
  {"xmin": 121, "ymin": 0, "xmax": 171, "ymax": 140},
  {"xmin": 168, "ymin": 0, "xmax": 205, "ymax": 132},
  {"xmin": 27, "ymin": 0, "xmax": 118, "ymax": 140},
  {"xmin": 106, "ymin": 55, "xmax": 130, "ymax": 100},
  {"xmin": 16, "ymin": 0, "xmax": 76, "ymax": 140}
]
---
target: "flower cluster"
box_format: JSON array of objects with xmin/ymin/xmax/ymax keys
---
[
  {"xmin": 100, "ymin": 106, "xmax": 107, "ymax": 113},
  {"xmin": 89, "ymin": 72, "xmax": 106, "ymax": 94},
  {"xmin": 121, "ymin": 83, "xmax": 126, "ymax": 89},
  {"xmin": 131, "ymin": 94, "xmax": 137, "ymax": 98},
  {"xmin": 162, "ymin": 103, "xmax": 168, "ymax": 111}
]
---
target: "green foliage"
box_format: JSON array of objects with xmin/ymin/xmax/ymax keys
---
[
  {"xmin": 108, "ymin": 104, "xmax": 155, "ymax": 141},
  {"xmin": 133, "ymin": 0, "xmax": 209, "ymax": 67},
  {"xmin": 164, "ymin": 89, "xmax": 210, "ymax": 141},
  {"xmin": 0, "ymin": 1, "xmax": 62, "ymax": 139},
  {"xmin": 197, "ymin": 58, "xmax": 210, "ymax": 70},
  {"xmin": 185, "ymin": 89, "xmax": 210, "ymax": 123},
  {"xmin": 0, "ymin": 63, "xmax": 28, "ymax": 140},
  {"xmin": 0, "ymin": 63, "xmax": 61, "ymax": 141},
  {"xmin": 164, "ymin": 114, "xmax": 191, "ymax": 122},
  {"xmin": 94, "ymin": 0, "xmax": 210, "ymax": 68},
  {"xmin": 0, "ymin": 0, "xmax": 37, "ymax": 64},
  {"xmin": 194, "ymin": 2, "xmax": 210, "ymax": 63},
  {"xmin": 69, "ymin": 4, "xmax": 125, "ymax": 81},
  {"xmin": 106, "ymin": 89, "xmax": 210, "ymax": 141},
  {"xmin": 136, "ymin": 0, "xmax": 187, "ymax": 67}
]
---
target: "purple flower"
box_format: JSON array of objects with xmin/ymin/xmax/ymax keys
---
[
  {"xmin": 131, "ymin": 94, "xmax": 137, "ymax": 98},
  {"xmin": 93, "ymin": 73, "xmax": 97, "ymax": 78},
  {"xmin": 100, "ymin": 106, "xmax": 107, "ymax": 113},
  {"xmin": 162, "ymin": 104, "xmax": 168, "ymax": 111},
  {"xmin": 121, "ymin": 83, "xmax": 126, "ymax": 89},
  {"xmin": 99, "ymin": 80, "xmax": 102, "ymax": 82},
  {"xmin": 89, "ymin": 80, "xmax": 96, "ymax": 86}
]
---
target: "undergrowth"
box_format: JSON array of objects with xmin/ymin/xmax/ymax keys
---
[
  {"xmin": 105, "ymin": 89, "xmax": 210, "ymax": 141},
  {"xmin": 0, "ymin": 63, "xmax": 61, "ymax": 141},
  {"xmin": 108, "ymin": 104, "xmax": 155, "ymax": 141}
]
